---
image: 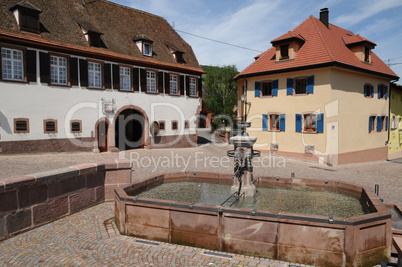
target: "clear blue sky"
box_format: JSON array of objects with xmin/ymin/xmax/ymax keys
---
[{"xmin": 113, "ymin": 0, "xmax": 402, "ymax": 81}]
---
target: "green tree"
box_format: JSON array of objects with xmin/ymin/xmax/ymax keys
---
[{"xmin": 201, "ymin": 65, "xmax": 239, "ymax": 126}]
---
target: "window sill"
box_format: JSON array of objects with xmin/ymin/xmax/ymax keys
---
[
  {"xmin": 1, "ymin": 79, "xmax": 27, "ymax": 84},
  {"xmin": 87, "ymin": 86, "xmax": 105, "ymax": 90},
  {"xmin": 365, "ymin": 96, "xmax": 373, "ymax": 99},
  {"xmin": 268, "ymin": 129, "xmax": 280, "ymax": 132},
  {"xmin": 260, "ymin": 95, "xmax": 274, "ymax": 98},
  {"xmin": 119, "ymin": 89, "xmax": 134, "ymax": 93},
  {"xmin": 302, "ymin": 131, "xmax": 318, "ymax": 134},
  {"xmin": 169, "ymin": 93, "xmax": 181, "ymax": 97},
  {"xmin": 146, "ymin": 91, "xmax": 159, "ymax": 95},
  {"xmin": 49, "ymin": 83, "xmax": 71, "ymax": 88},
  {"xmin": 188, "ymin": 95, "xmax": 198, "ymax": 98}
]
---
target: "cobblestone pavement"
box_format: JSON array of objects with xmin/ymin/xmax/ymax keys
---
[{"xmin": 0, "ymin": 202, "xmax": 310, "ymax": 267}]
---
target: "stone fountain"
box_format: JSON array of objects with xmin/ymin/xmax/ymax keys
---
[{"xmin": 227, "ymin": 122, "xmax": 260, "ymax": 199}]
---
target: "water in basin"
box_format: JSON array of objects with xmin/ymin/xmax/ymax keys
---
[{"xmin": 133, "ymin": 181, "xmax": 368, "ymax": 218}]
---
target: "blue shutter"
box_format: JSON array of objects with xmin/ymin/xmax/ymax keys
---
[
  {"xmin": 369, "ymin": 116, "xmax": 372, "ymax": 132},
  {"xmin": 364, "ymin": 84, "xmax": 367, "ymax": 97},
  {"xmin": 385, "ymin": 86, "xmax": 388, "ymax": 99},
  {"xmin": 371, "ymin": 85, "xmax": 374, "ymax": 98},
  {"xmin": 317, "ymin": 113, "xmax": 324, "ymax": 133},
  {"xmin": 287, "ymin": 78, "xmax": 294, "ymax": 95},
  {"xmin": 279, "ymin": 114, "xmax": 286, "ymax": 132},
  {"xmin": 377, "ymin": 116, "xmax": 382, "ymax": 131},
  {"xmin": 378, "ymin": 84, "xmax": 381, "ymax": 99},
  {"xmin": 272, "ymin": 79, "xmax": 278, "ymax": 96},
  {"xmin": 385, "ymin": 116, "xmax": 389, "ymax": 131},
  {"xmin": 307, "ymin": 75, "xmax": 314, "ymax": 94},
  {"xmin": 255, "ymin": 82, "xmax": 261, "ymax": 97},
  {"xmin": 262, "ymin": 114, "xmax": 268, "ymax": 131},
  {"xmin": 295, "ymin": 114, "xmax": 302, "ymax": 132}
]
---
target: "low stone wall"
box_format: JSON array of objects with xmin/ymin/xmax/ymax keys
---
[
  {"xmin": 0, "ymin": 159, "xmax": 132, "ymax": 241},
  {"xmin": 115, "ymin": 172, "xmax": 393, "ymax": 267}
]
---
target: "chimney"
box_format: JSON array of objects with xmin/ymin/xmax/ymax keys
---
[{"xmin": 320, "ymin": 8, "xmax": 329, "ymax": 28}]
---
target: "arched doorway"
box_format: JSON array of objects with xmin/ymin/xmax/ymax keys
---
[{"xmin": 115, "ymin": 108, "xmax": 145, "ymax": 151}]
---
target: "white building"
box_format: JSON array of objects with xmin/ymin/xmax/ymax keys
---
[{"xmin": 0, "ymin": 0, "xmax": 204, "ymax": 154}]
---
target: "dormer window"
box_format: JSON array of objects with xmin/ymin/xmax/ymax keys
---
[
  {"xmin": 133, "ymin": 34, "xmax": 154, "ymax": 57},
  {"xmin": 280, "ymin": 45, "xmax": 289, "ymax": 60},
  {"xmin": 271, "ymin": 32, "xmax": 305, "ymax": 61},
  {"xmin": 9, "ymin": 1, "xmax": 42, "ymax": 34},
  {"xmin": 343, "ymin": 34, "xmax": 376, "ymax": 64},
  {"xmin": 76, "ymin": 19, "xmax": 104, "ymax": 48},
  {"xmin": 144, "ymin": 43, "xmax": 152, "ymax": 57},
  {"xmin": 364, "ymin": 47, "xmax": 370, "ymax": 63},
  {"xmin": 164, "ymin": 41, "xmax": 185, "ymax": 63}
]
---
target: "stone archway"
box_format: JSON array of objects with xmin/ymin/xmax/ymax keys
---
[{"xmin": 114, "ymin": 105, "xmax": 149, "ymax": 151}]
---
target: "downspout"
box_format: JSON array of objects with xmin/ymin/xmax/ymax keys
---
[{"xmin": 244, "ymin": 76, "xmax": 247, "ymax": 122}]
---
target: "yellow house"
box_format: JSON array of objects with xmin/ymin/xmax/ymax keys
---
[
  {"xmin": 235, "ymin": 9, "xmax": 399, "ymax": 165},
  {"xmin": 388, "ymin": 83, "xmax": 402, "ymax": 159}
]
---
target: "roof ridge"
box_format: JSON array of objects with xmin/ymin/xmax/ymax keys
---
[
  {"xmin": 93, "ymin": 0, "xmax": 166, "ymax": 21},
  {"xmin": 234, "ymin": 48, "xmax": 272, "ymax": 79},
  {"xmin": 310, "ymin": 16, "xmax": 335, "ymax": 61}
]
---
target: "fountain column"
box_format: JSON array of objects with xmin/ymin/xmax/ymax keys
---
[{"xmin": 227, "ymin": 122, "xmax": 260, "ymax": 198}]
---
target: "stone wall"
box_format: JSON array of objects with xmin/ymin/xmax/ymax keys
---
[{"xmin": 0, "ymin": 159, "xmax": 132, "ymax": 241}]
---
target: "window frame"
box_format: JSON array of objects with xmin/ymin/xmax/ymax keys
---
[
  {"xmin": 303, "ymin": 113, "xmax": 317, "ymax": 133},
  {"xmin": 364, "ymin": 47, "xmax": 370, "ymax": 63},
  {"xmin": 280, "ymin": 44, "xmax": 289, "ymax": 60},
  {"xmin": 171, "ymin": 120, "xmax": 178, "ymax": 131},
  {"xmin": 189, "ymin": 77, "xmax": 197, "ymax": 97},
  {"xmin": 377, "ymin": 116, "xmax": 386, "ymax": 132},
  {"xmin": 70, "ymin": 120, "xmax": 82, "ymax": 134},
  {"xmin": 378, "ymin": 84, "xmax": 387, "ymax": 99},
  {"xmin": 146, "ymin": 69, "xmax": 157, "ymax": 93},
  {"xmin": 295, "ymin": 77, "xmax": 307, "ymax": 95},
  {"xmin": 119, "ymin": 66, "xmax": 131, "ymax": 91},
  {"xmin": 391, "ymin": 115, "xmax": 397, "ymax": 130},
  {"xmin": 14, "ymin": 118, "xmax": 29, "ymax": 133},
  {"xmin": 49, "ymin": 53, "xmax": 69, "ymax": 86},
  {"xmin": 1, "ymin": 46, "xmax": 26, "ymax": 82},
  {"xmin": 169, "ymin": 74, "xmax": 179, "ymax": 95},
  {"xmin": 87, "ymin": 60, "xmax": 103, "ymax": 89},
  {"xmin": 261, "ymin": 81, "xmax": 273, "ymax": 97},
  {"xmin": 158, "ymin": 121, "xmax": 166, "ymax": 131},
  {"xmin": 269, "ymin": 114, "xmax": 280, "ymax": 131},
  {"xmin": 143, "ymin": 42, "xmax": 153, "ymax": 57},
  {"xmin": 364, "ymin": 83, "xmax": 374, "ymax": 98},
  {"xmin": 43, "ymin": 119, "xmax": 58, "ymax": 134}
]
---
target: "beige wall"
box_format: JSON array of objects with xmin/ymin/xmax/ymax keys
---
[{"xmin": 239, "ymin": 67, "xmax": 390, "ymax": 164}]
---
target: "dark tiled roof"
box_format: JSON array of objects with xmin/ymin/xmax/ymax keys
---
[
  {"xmin": 133, "ymin": 34, "xmax": 154, "ymax": 43},
  {"xmin": 8, "ymin": 1, "xmax": 41, "ymax": 12},
  {"xmin": 76, "ymin": 18, "xmax": 103, "ymax": 34},
  {"xmin": 236, "ymin": 15, "xmax": 398, "ymax": 80},
  {"xmin": 0, "ymin": 0, "xmax": 202, "ymax": 73}
]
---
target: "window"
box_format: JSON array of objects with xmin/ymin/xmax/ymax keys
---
[
  {"xmin": 120, "ymin": 67, "xmax": 131, "ymax": 91},
  {"xmin": 377, "ymin": 84, "xmax": 387, "ymax": 99},
  {"xmin": 270, "ymin": 114, "xmax": 280, "ymax": 131},
  {"xmin": 14, "ymin": 118, "xmax": 29, "ymax": 133},
  {"xmin": 44, "ymin": 119, "xmax": 57, "ymax": 133},
  {"xmin": 147, "ymin": 71, "xmax": 156, "ymax": 93},
  {"xmin": 1, "ymin": 48, "xmax": 24, "ymax": 81},
  {"xmin": 50, "ymin": 56, "xmax": 67, "ymax": 85},
  {"xmin": 263, "ymin": 113, "xmax": 285, "ymax": 131},
  {"xmin": 376, "ymin": 116, "xmax": 387, "ymax": 132},
  {"xmin": 399, "ymin": 117, "xmax": 402, "ymax": 129},
  {"xmin": 262, "ymin": 81, "xmax": 273, "ymax": 96},
  {"xmin": 391, "ymin": 115, "xmax": 397, "ymax": 130},
  {"xmin": 144, "ymin": 43, "xmax": 152, "ymax": 56},
  {"xmin": 172, "ymin": 121, "xmax": 178, "ymax": 130},
  {"xmin": 295, "ymin": 113, "xmax": 323, "ymax": 133},
  {"xmin": 170, "ymin": 74, "xmax": 178, "ymax": 95},
  {"xmin": 88, "ymin": 62, "xmax": 102, "ymax": 88},
  {"xmin": 369, "ymin": 116, "xmax": 376, "ymax": 133},
  {"xmin": 287, "ymin": 76, "xmax": 314, "ymax": 95},
  {"xmin": 71, "ymin": 120, "xmax": 82, "ymax": 133},
  {"xmin": 295, "ymin": 78, "xmax": 307, "ymax": 94},
  {"xmin": 189, "ymin": 77, "xmax": 197, "ymax": 97},
  {"xmin": 304, "ymin": 114, "xmax": 317, "ymax": 132},
  {"xmin": 184, "ymin": 121, "xmax": 190, "ymax": 129},
  {"xmin": 159, "ymin": 121, "xmax": 165, "ymax": 131},
  {"xmin": 280, "ymin": 45, "xmax": 289, "ymax": 60},
  {"xmin": 364, "ymin": 47, "xmax": 370, "ymax": 63},
  {"xmin": 364, "ymin": 83, "xmax": 374, "ymax": 98}
]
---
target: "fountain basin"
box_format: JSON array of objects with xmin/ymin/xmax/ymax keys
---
[{"xmin": 114, "ymin": 172, "xmax": 392, "ymax": 266}]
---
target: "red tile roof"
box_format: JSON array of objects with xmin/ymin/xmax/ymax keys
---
[
  {"xmin": 236, "ymin": 16, "xmax": 398, "ymax": 80},
  {"xmin": 0, "ymin": 0, "xmax": 204, "ymax": 74}
]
